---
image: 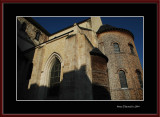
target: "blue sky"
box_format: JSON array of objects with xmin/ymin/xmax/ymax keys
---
[{"xmin": 32, "ymin": 17, "xmax": 143, "ymax": 68}]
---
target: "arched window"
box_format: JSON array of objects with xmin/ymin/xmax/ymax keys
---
[
  {"xmin": 50, "ymin": 57, "xmax": 61, "ymax": 86},
  {"xmin": 128, "ymin": 44, "xmax": 134, "ymax": 55},
  {"xmin": 48, "ymin": 57, "xmax": 61, "ymax": 97},
  {"xmin": 136, "ymin": 70, "xmax": 143, "ymax": 88},
  {"xmin": 113, "ymin": 43, "xmax": 120, "ymax": 53},
  {"xmin": 119, "ymin": 70, "xmax": 128, "ymax": 88}
]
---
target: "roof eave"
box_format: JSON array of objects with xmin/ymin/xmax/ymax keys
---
[{"xmin": 97, "ymin": 28, "xmax": 134, "ymax": 40}]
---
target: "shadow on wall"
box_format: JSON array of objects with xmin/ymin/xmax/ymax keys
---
[
  {"xmin": 17, "ymin": 19, "xmax": 35, "ymax": 100},
  {"xmin": 25, "ymin": 65, "xmax": 111, "ymax": 100},
  {"xmin": 92, "ymin": 84, "xmax": 111, "ymax": 100},
  {"xmin": 59, "ymin": 65, "xmax": 93, "ymax": 100},
  {"xmin": 17, "ymin": 48, "xmax": 35, "ymax": 100}
]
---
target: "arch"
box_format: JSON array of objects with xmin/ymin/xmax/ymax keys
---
[
  {"xmin": 119, "ymin": 70, "xmax": 128, "ymax": 89},
  {"xmin": 116, "ymin": 68, "xmax": 128, "ymax": 74},
  {"xmin": 38, "ymin": 52, "xmax": 63, "ymax": 99},
  {"xmin": 40, "ymin": 52, "xmax": 62, "ymax": 86},
  {"xmin": 111, "ymin": 41, "xmax": 120, "ymax": 46}
]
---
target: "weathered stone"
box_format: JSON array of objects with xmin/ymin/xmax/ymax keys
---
[
  {"xmin": 17, "ymin": 17, "xmax": 143, "ymax": 100},
  {"xmin": 97, "ymin": 31, "xmax": 143, "ymax": 100}
]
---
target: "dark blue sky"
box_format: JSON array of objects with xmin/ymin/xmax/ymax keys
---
[{"xmin": 32, "ymin": 17, "xmax": 143, "ymax": 68}]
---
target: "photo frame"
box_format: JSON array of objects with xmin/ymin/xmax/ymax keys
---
[{"xmin": 1, "ymin": 1, "xmax": 159, "ymax": 117}]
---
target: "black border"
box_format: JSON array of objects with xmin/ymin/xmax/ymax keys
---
[{"xmin": 3, "ymin": 3, "xmax": 158, "ymax": 114}]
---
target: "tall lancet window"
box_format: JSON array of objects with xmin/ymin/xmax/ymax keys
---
[
  {"xmin": 48, "ymin": 57, "xmax": 61, "ymax": 97},
  {"xmin": 119, "ymin": 70, "xmax": 128, "ymax": 88},
  {"xmin": 136, "ymin": 70, "xmax": 143, "ymax": 89},
  {"xmin": 50, "ymin": 58, "xmax": 61, "ymax": 86},
  {"xmin": 128, "ymin": 44, "xmax": 134, "ymax": 55},
  {"xmin": 113, "ymin": 43, "xmax": 120, "ymax": 53}
]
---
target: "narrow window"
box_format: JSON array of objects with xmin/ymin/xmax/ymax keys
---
[
  {"xmin": 119, "ymin": 70, "xmax": 128, "ymax": 88},
  {"xmin": 128, "ymin": 44, "xmax": 134, "ymax": 55},
  {"xmin": 48, "ymin": 58, "xmax": 61, "ymax": 97},
  {"xmin": 35, "ymin": 30, "xmax": 41, "ymax": 41},
  {"xmin": 50, "ymin": 58, "xmax": 61, "ymax": 86},
  {"xmin": 113, "ymin": 43, "xmax": 120, "ymax": 53},
  {"xmin": 136, "ymin": 70, "xmax": 143, "ymax": 88}
]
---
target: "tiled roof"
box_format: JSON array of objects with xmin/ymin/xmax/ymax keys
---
[
  {"xmin": 90, "ymin": 48, "xmax": 108, "ymax": 62},
  {"xmin": 96, "ymin": 24, "xmax": 134, "ymax": 39}
]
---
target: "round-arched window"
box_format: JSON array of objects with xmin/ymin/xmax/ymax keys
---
[
  {"xmin": 113, "ymin": 43, "xmax": 120, "ymax": 53},
  {"xmin": 119, "ymin": 70, "xmax": 128, "ymax": 88}
]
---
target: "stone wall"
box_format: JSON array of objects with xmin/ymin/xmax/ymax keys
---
[
  {"xmin": 60, "ymin": 33, "xmax": 93, "ymax": 100},
  {"xmin": 17, "ymin": 17, "xmax": 51, "ymax": 99},
  {"xmin": 91, "ymin": 55, "xmax": 111, "ymax": 100},
  {"xmin": 17, "ymin": 17, "xmax": 49, "ymax": 45},
  {"xmin": 18, "ymin": 17, "xmax": 143, "ymax": 100},
  {"xmin": 28, "ymin": 30, "xmax": 94, "ymax": 99},
  {"xmin": 27, "ymin": 36, "xmax": 66, "ymax": 99},
  {"xmin": 97, "ymin": 31, "xmax": 143, "ymax": 100},
  {"xmin": 17, "ymin": 18, "xmax": 36, "ymax": 100},
  {"xmin": 80, "ymin": 28, "xmax": 98, "ymax": 48}
]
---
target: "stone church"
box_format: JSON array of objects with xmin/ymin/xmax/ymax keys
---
[{"xmin": 17, "ymin": 17, "xmax": 143, "ymax": 100}]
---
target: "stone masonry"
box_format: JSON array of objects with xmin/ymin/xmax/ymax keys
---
[{"xmin": 17, "ymin": 17, "xmax": 143, "ymax": 100}]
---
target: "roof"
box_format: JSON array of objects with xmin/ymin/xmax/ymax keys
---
[
  {"xmin": 90, "ymin": 48, "xmax": 108, "ymax": 62},
  {"xmin": 24, "ymin": 17, "xmax": 91, "ymax": 37},
  {"xmin": 96, "ymin": 24, "xmax": 134, "ymax": 39}
]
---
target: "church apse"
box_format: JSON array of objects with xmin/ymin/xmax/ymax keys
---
[{"xmin": 17, "ymin": 17, "xmax": 143, "ymax": 100}]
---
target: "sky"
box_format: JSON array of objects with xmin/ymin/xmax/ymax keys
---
[{"xmin": 32, "ymin": 16, "xmax": 143, "ymax": 69}]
